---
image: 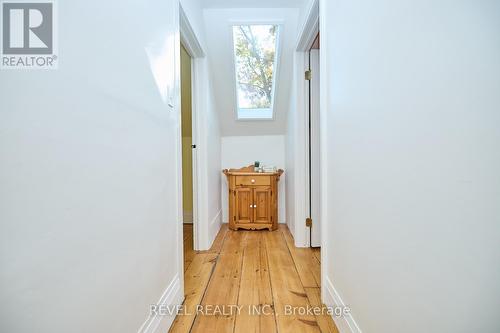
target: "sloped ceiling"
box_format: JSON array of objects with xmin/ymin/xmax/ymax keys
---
[{"xmin": 202, "ymin": 7, "xmax": 300, "ymax": 136}]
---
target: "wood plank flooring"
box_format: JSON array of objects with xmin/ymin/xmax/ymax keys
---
[{"xmin": 170, "ymin": 224, "xmax": 338, "ymax": 333}]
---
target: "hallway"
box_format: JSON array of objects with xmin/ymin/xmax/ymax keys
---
[
  {"xmin": 2, "ymin": 0, "xmax": 499, "ymax": 332},
  {"xmin": 171, "ymin": 225, "xmax": 338, "ymax": 333}
]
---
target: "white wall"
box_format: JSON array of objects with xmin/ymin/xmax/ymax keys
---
[
  {"xmin": 320, "ymin": 0, "xmax": 500, "ymax": 332},
  {"xmin": 181, "ymin": 0, "xmax": 222, "ymax": 250},
  {"xmin": 203, "ymin": 8, "xmax": 299, "ymax": 136},
  {"xmin": 221, "ymin": 135, "xmax": 286, "ymax": 224},
  {"xmin": 0, "ymin": 1, "xmax": 183, "ymax": 332}
]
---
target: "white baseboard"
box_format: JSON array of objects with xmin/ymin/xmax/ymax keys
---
[
  {"xmin": 183, "ymin": 210, "xmax": 193, "ymax": 223},
  {"xmin": 324, "ymin": 276, "xmax": 362, "ymax": 333},
  {"xmin": 137, "ymin": 274, "xmax": 183, "ymax": 333}
]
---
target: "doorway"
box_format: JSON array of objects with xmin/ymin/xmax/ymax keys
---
[
  {"xmin": 180, "ymin": 43, "xmax": 196, "ymax": 269},
  {"xmin": 306, "ymin": 33, "xmax": 321, "ymax": 247}
]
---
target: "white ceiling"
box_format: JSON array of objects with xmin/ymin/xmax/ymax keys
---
[
  {"xmin": 203, "ymin": 7, "xmax": 300, "ymax": 136},
  {"xmin": 199, "ymin": 0, "xmax": 306, "ymax": 8}
]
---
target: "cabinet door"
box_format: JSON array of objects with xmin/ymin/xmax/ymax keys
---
[
  {"xmin": 235, "ymin": 188, "xmax": 252, "ymax": 224},
  {"xmin": 253, "ymin": 187, "xmax": 271, "ymax": 224}
]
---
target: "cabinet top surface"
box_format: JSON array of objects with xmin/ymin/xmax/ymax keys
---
[
  {"xmin": 225, "ymin": 171, "xmax": 281, "ymax": 176},
  {"xmin": 222, "ymin": 165, "xmax": 284, "ymax": 177}
]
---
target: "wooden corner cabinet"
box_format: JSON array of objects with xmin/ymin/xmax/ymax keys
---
[{"xmin": 223, "ymin": 166, "xmax": 284, "ymax": 231}]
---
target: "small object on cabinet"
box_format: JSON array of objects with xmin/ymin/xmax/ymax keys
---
[{"xmin": 254, "ymin": 161, "xmax": 260, "ymax": 172}]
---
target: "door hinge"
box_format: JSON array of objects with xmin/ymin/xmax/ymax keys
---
[
  {"xmin": 234, "ymin": 215, "xmax": 236, "ymax": 221},
  {"xmin": 306, "ymin": 217, "xmax": 312, "ymax": 227},
  {"xmin": 191, "ymin": 144, "xmax": 197, "ymax": 149},
  {"xmin": 305, "ymin": 70, "xmax": 311, "ymax": 81}
]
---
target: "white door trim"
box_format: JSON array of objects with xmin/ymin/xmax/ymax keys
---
[
  {"xmin": 292, "ymin": 0, "xmax": 319, "ymax": 249},
  {"xmin": 293, "ymin": 0, "xmax": 336, "ymax": 319},
  {"xmin": 173, "ymin": 0, "xmax": 184, "ymax": 318},
  {"xmin": 180, "ymin": 7, "xmax": 205, "ymax": 58},
  {"xmin": 318, "ymin": 0, "xmax": 332, "ymax": 316},
  {"xmin": 179, "ymin": 4, "xmax": 205, "ymax": 251},
  {"xmin": 309, "ymin": 48, "xmax": 321, "ymax": 247},
  {"xmin": 295, "ymin": 0, "xmax": 319, "ymax": 51}
]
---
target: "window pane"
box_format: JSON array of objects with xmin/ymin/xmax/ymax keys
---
[{"xmin": 232, "ymin": 25, "xmax": 278, "ymax": 115}]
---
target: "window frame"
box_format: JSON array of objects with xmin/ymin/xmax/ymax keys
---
[{"xmin": 230, "ymin": 22, "xmax": 283, "ymax": 121}]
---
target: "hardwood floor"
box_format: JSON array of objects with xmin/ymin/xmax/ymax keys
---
[{"xmin": 170, "ymin": 224, "xmax": 338, "ymax": 333}]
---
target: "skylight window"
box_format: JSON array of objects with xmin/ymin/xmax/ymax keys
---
[{"xmin": 232, "ymin": 25, "xmax": 279, "ymax": 120}]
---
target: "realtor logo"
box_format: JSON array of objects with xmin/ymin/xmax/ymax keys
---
[{"xmin": 1, "ymin": 1, "xmax": 57, "ymax": 69}]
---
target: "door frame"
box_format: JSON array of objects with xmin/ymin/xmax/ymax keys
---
[
  {"xmin": 179, "ymin": 5, "xmax": 205, "ymax": 254},
  {"xmin": 293, "ymin": 0, "xmax": 319, "ymax": 248},
  {"xmin": 294, "ymin": 0, "xmax": 333, "ymax": 307},
  {"xmin": 308, "ymin": 47, "xmax": 321, "ymax": 247},
  {"xmin": 296, "ymin": 0, "xmax": 334, "ymax": 313}
]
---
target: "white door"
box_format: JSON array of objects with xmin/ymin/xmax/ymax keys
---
[{"xmin": 309, "ymin": 48, "xmax": 321, "ymax": 247}]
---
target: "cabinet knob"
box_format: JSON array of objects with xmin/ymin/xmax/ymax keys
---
[{"xmin": 251, "ymin": 179, "xmax": 255, "ymax": 183}]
